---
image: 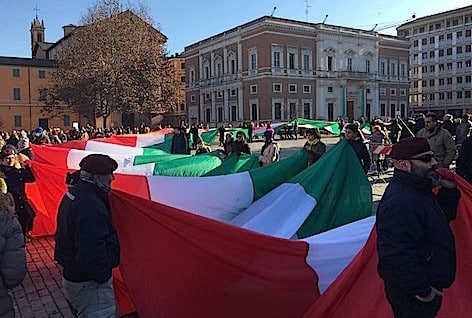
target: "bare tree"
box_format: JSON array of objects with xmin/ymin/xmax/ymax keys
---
[{"xmin": 45, "ymin": 0, "xmax": 180, "ymax": 128}]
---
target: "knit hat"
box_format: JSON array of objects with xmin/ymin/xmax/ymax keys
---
[
  {"xmin": 389, "ymin": 137, "xmax": 432, "ymax": 160},
  {"xmin": 1, "ymin": 144, "xmax": 17, "ymax": 156},
  {"xmin": 79, "ymin": 154, "xmax": 118, "ymax": 175}
]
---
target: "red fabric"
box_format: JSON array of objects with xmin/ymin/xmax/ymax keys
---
[
  {"xmin": 27, "ymin": 161, "xmax": 150, "ymax": 236},
  {"xmin": 48, "ymin": 140, "xmax": 87, "ymax": 149},
  {"xmin": 31, "ymin": 144, "xmax": 71, "ymax": 166},
  {"xmin": 109, "ymin": 190, "xmax": 319, "ymax": 318},
  {"xmin": 112, "ymin": 268, "xmax": 136, "ymax": 315},
  {"xmin": 304, "ymin": 170, "xmax": 472, "ymax": 317}
]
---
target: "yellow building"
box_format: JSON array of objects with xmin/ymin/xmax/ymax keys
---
[{"xmin": 0, "ymin": 56, "xmax": 80, "ymax": 132}]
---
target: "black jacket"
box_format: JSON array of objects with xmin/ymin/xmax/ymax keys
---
[
  {"xmin": 55, "ymin": 180, "xmax": 120, "ymax": 283},
  {"xmin": 457, "ymin": 136, "xmax": 472, "ymax": 184},
  {"xmin": 171, "ymin": 133, "xmax": 190, "ymax": 154},
  {"xmin": 376, "ymin": 169, "xmax": 460, "ymax": 296},
  {"xmin": 347, "ymin": 139, "xmax": 371, "ymax": 173}
]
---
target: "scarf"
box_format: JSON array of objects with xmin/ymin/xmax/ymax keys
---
[{"xmin": 80, "ymin": 175, "xmax": 112, "ymax": 193}]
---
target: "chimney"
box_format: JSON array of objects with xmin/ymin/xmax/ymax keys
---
[{"xmin": 62, "ymin": 24, "xmax": 77, "ymax": 37}]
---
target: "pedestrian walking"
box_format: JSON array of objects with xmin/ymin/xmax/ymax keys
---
[{"xmin": 55, "ymin": 154, "xmax": 121, "ymax": 317}]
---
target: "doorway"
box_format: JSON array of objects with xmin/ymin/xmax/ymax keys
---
[{"xmin": 347, "ymin": 101, "xmax": 354, "ymax": 120}]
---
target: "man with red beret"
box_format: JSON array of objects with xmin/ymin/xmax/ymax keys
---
[
  {"xmin": 55, "ymin": 154, "xmax": 121, "ymax": 317},
  {"xmin": 376, "ymin": 137, "xmax": 460, "ymax": 317}
]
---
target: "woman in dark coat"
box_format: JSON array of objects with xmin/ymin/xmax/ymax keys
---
[{"xmin": 0, "ymin": 145, "xmax": 36, "ymax": 238}]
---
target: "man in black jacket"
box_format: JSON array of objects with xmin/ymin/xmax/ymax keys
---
[
  {"xmin": 55, "ymin": 154, "xmax": 120, "ymax": 317},
  {"xmin": 376, "ymin": 137, "xmax": 460, "ymax": 318}
]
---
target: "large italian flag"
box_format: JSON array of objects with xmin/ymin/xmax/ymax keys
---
[{"xmin": 109, "ymin": 169, "xmax": 472, "ymax": 317}]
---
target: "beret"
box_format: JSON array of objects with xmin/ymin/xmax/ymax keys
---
[
  {"xmin": 389, "ymin": 137, "xmax": 431, "ymax": 160},
  {"xmin": 79, "ymin": 154, "xmax": 118, "ymax": 175}
]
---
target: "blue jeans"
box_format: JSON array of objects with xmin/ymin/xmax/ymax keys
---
[{"xmin": 62, "ymin": 277, "xmax": 119, "ymax": 318}]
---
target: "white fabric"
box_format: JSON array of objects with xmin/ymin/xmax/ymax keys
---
[
  {"xmin": 232, "ymin": 183, "xmax": 316, "ymax": 239},
  {"xmin": 147, "ymin": 172, "xmax": 254, "ymax": 222},
  {"xmin": 136, "ymin": 133, "xmax": 166, "ymax": 148},
  {"xmin": 302, "ymin": 216, "xmax": 375, "ymax": 293},
  {"xmin": 85, "ymin": 140, "xmax": 145, "ymax": 156},
  {"xmin": 66, "ymin": 149, "xmax": 154, "ymax": 175}
]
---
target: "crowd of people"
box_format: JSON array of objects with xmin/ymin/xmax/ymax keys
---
[{"xmin": 0, "ymin": 111, "xmax": 471, "ymax": 317}]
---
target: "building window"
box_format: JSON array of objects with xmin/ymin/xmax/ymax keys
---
[
  {"xmin": 400, "ymin": 63, "xmax": 406, "ymax": 77},
  {"xmin": 14, "ymin": 115, "xmax": 22, "ymax": 127},
  {"xmin": 39, "ymin": 70, "xmax": 45, "ymax": 78},
  {"xmin": 439, "ymin": 92, "xmax": 445, "ymax": 100},
  {"xmin": 457, "ymin": 76, "xmax": 463, "ymax": 84},
  {"xmin": 429, "ymin": 37, "xmax": 435, "ymax": 44},
  {"xmin": 217, "ymin": 107, "xmax": 224, "ymax": 122},
  {"xmin": 466, "ymin": 29, "xmax": 472, "ymax": 37},
  {"xmin": 250, "ymin": 85, "xmax": 257, "ymax": 94},
  {"xmin": 190, "ymin": 69, "xmax": 195, "ymax": 84},
  {"xmin": 380, "ymin": 103, "xmax": 386, "ymax": 116},
  {"xmin": 380, "ymin": 88, "xmax": 386, "ymax": 96},
  {"xmin": 430, "ymin": 65, "xmax": 435, "ymax": 72},
  {"xmin": 447, "ymin": 33, "xmax": 452, "ymax": 40},
  {"xmin": 217, "ymin": 91, "xmax": 223, "ymax": 98},
  {"xmin": 457, "ymin": 61, "xmax": 463, "ymax": 68},
  {"xmin": 422, "ymin": 52, "xmax": 427, "ymax": 60},
  {"xmin": 303, "ymin": 53, "xmax": 311, "ymax": 71},
  {"xmin": 457, "ymin": 46, "xmax": 463, "ymax": 54},
  {"xmin": 180, "ymin": 104, "xmax": 185, "ymax": 112},
  {"xmin": 347, "ymin": 57, "xmax": 352, "ymax": 71},
  {"xmin": 205, "ymin": 93, "xmax": 211, "ymax": 101},
  {"xmin": 180, "ymin": 76, "xmax": 185, "ymax": 83},
  {"xmin": 303, "ymin": 102, "xmax": 310, "ymax": 118},
  {"xmin": 250, "ymin": 53, "xmax": 257, "ymax": 71},
  {"xmin": 230, "ymin": 89, "xmax": 237, "ymax": 96},
  {"xmin": 191, "ymin": 95, "xmax": 195, "ymax": 102},
  {"xmin": 39, "ymin": 88, "xmax": 47, "ymax": 101},
  {"xmin": 457, "ymin": 31, "xmax": 463, "ymax": 38},
  {"xmin": 429, "ymin": 79, "xmax": 435, "ymax": 87},
  {"xmin": 250, "ymin": 103, "xmax": 258, "ymax": 121},
  {"xmin": 216, "ymin": 62, "xmax": 222, "ymax": 77},
  {"xmin": 12, "ymin": 69, "xmax": 20, "ymax": 77},
  {"xmin": 429, "ymin": 51, "xmax": 435, "ymax": 58},
  {"xmin": 466, "ymin": 45, "xmax": 471, "ymax": 53},
  {"xmin": 429, "ymin": 93, "xmax": 435, "ymax": 101},
  {"xmin": 288, "ymin": 53, "xmax": 295, "ymax": 70},
  {"xmin": 303, "ymin": 85, "xmax": 311, "ymax": 93},
  {"xmin": 421, "ymin": 38, "xmax": 427, "ymax": 45},
  {"xmin": 63, "ymin": 115, "xmax": 70, "ymax": 127},
  {"xmin": 273, "ymin": 51, "xmax": 281, "ymax": 69},
  {"xmin": 274, "ymin": 102, "xmax": 282, "ymax": 120},
  {"xmin": 466, "ymin": 75, "xmax": 471, "ymax": 83},
  {"xmin": 327, "ymin": 86, "xmax": 333, "ymax": 93},
  {"xmin": 365, "ymin": 60, "xmax": 370, "ymax": 73},
  {"xmin": 273, "ymin": 83, "xmax": 282, "ymax": 93},
  {"xmin": 447, "ymin": 92, "xmax": 453, "ymax": 99},
  {"xmin": 380, "ymin": 61, "xmax": 385, "ymax": 75},
  {"xmin": 447, "ymin": 48, "xmax": 452, "ymax": 55},
  {"xmin": 390, "ymin": 63, "xmax": 396, "ymax": 76},
  {"xmin": 466, "ymin": 91, "xmax": 471, "ymax": 99},
  {"xmin": 447, "ymin": 77, "xmax": 453, "ymax": 85},
  {"xmin": 288, "ymin": 84, "xmax": 297, "ymax": 93},
  {"xmin": 400, "ymin": 88, "xmax": 407, "ymax": 96},
  {"xmin": 439, "ymin": 78, "xmax": 445, "ymax": 85},
  {"xmin": 390, "ymin": 88, "xmax": 396, "ymax": 96},
  {"xmin": 457, "ymin": 91, "xmax": 463, "ymax": 99},
  {"xmin": 327, "ymin": 56, "xmax": 333, "ymax": 71},
  {"xmin": 230, "ymin": 59, "xmax": 236, "ymax": 74},
  {"xmin": 13, "ymin": 88, "xmax": 21, "ymax": 100}
]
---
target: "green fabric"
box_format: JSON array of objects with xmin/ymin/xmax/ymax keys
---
[
  {"xmin": 200, "ymin": 129, "xmax": 218, "ymax": 145},
  {"xmin": 146, "ymin": 133, "xmax": 174, "ymax": 153},
  {"xmin": 253, "ymin": 123, "xmax": 287, "ymax": 138},
  {"xmin": 250, "ymin": 149, "xmax": 308, "ymax": 201},
  {"xmin": 360, "ymin": 123, "xmax": 371, "ymax": 133},
  {"xmin": 288, "ymin": 118, "xmax": 340, "ymax": 135},
  {"xmin": 203, "ymin": 152, "xmax": 260, "ymax": 176},
  {"xmin": 152, "ymin": 152, "xmax": 222, "ymax": 177},
  {"xmin": 134, "ymin": 150, "xmax": 189, "ymax": 165},
  {"xmin": 294, "ymin": 139, "xmax": 372, "ymax": 238}
]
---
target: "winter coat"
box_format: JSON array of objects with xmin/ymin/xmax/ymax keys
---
[
  {"xmin": 347, "ymin": 139, "xmax": 371, "ymax": 173},
  {"xmin": 0, "ymin": 165, "xmax": 36, "ymax": 223},
  {"xmin": 171, "ymin": 133, "xmax": 190, "ymax": 154},
  {"xmin": 55, "ymin": 180, "xmax": 120, "ymax": 283},
  {"xmin": 232, "ymin": 141, "xmax": 251, "ymax": 155},
  {"xmin": 0, "ymin": 208, "xmax": 26, "ymax": 318},
  {"xmin": 457, "ymin": 136, "xmax": 472, "ymax": 184},
  {"xmin": 304, "ymin": 140, "xmax": 326, "ymax": 166},
  {"xmin": 377, "ymin": 169, "xmax": 460, "ymax": 296},
  {"xmin": 259, "ymin": 142, "xmax": 280, "ymax": 166},
  {"xmin": 417, "ymin": 127, "xmax": 456, "ymax": 167},
  {"xmin": 455, "ymin": 121, "xmax": 471, "ymax": 145}
]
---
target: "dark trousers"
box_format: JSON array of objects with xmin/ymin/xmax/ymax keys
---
[{"xmin": 385, "ymin": 285, "xmax": 442, "ymax": 318}]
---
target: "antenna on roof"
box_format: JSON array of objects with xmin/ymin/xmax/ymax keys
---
[
  {"xmin": 305, "ymin": 0, "xmax": 312, "ymax": 21},
  {"xmin": 271, "ymin": 6, "xmax": 277, "ymax": 17},
  {"xmin": 322, "ymin": 14, "xmax": 328, "ymax": 24}
]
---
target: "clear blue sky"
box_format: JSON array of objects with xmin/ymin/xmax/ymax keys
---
[{"xmin": 1, "ymin": 0, "xmax": 471, "ymax": 58}]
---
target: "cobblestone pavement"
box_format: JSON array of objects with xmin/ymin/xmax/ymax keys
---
[
  {"xmin": 11, "ymin": 135, "xmax": 388, "ymax": 317},
  {"xmin": 12, "ymin": 236, "xmax": 73, "ymax": 318}
]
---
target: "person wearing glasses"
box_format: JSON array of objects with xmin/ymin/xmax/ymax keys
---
[
  {"xmin": 376, "ymin": 137, "xmax": 460, "ymax": 318},
  {"xmin": 232, "ymin": 131, "xmax": 251, "ymax": 155},
  {"xmin": 416, "ymin": 113, "xmax": 456, "ymax": 168},
  {"xmin": 0, "ymin": 145, "xmax": 36, "ymax": 240}
]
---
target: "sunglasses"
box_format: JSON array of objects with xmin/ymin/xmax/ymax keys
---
[{"xmin": 409, "ymin": 153, "xmax": 434, "ymax": 163}]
